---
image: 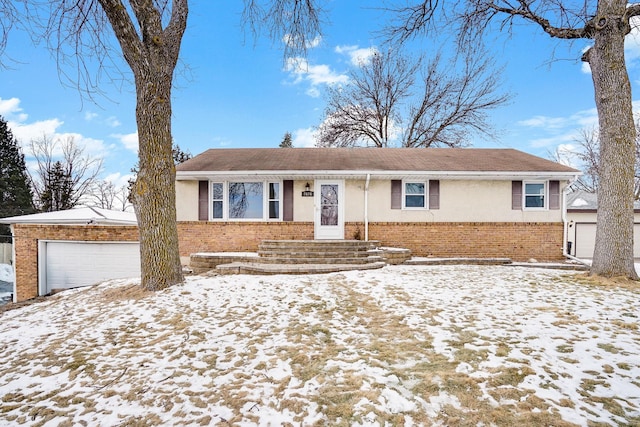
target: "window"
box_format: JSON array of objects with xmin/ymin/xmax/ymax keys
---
[
  {"xmin": 209, "ymin": 181, "xmax": 282, "ymax": 220},
  {"xmin": 404, "ymin": 181, "xmax": 427, "ymax": 208},
  {"xmin": 229, "ymin": 182, "xmax": 263, "ymax": 219},
  {"xmin": 212, "ymin": 183, "xmax": 223, "ymax": 219},
  {"xmin": 268, "ymin": 182, "xmax": 280, "ymax": 219},
  {"xmin": 524, "ymin": 182, "xmax": 546, "ymax": 209}
]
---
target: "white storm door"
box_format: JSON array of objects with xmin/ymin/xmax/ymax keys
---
[{"xmin": 315, "ymin": 180, "xmax": 344, "ymax": 240}]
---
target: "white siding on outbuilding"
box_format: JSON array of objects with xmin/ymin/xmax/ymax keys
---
[
  {"xmin": 39, "ymin": 241, "xmax": 140, "ymax": 295},
  {"xmin": 573, "ymin": 223, "xmax": 640, "ymax": 259}
]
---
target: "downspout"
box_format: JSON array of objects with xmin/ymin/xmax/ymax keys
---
[
  {"xmin": 10, "ymin": 224, "xmax": 16, "ymax": 303},
  {"xmin": 562, "ymin": 179, "xmax": 590, "ymax": 266},
  {"xmin": 364, "ymin": 173, "xmax": 370, "ymax": 241}
]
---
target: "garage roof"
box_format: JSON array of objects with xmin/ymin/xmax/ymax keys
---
[
  {"xmin": 567, "ymin": 190, "xmax": 640, "ymax": 212},
  {"xmin": 0, "ymin": 207, "xmax": 137, "ymax": 225}
]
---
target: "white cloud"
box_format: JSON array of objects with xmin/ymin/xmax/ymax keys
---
[
  {"xmin": 0, "ymin": 97, "xmax": 28, "ymax": 122},
  {"xmin": 283, "ymin": 34, "xmax": 322, "ymax": 49},
  {"xmin": 335, "ymin": 45, "xmax": 377, "ymax": 66},
  {"xmin": 84, "ymin": 111, "xmax": 98, "ymax": 121},
  {"xmin": 517, "ymin": 115, "xmax": 568, "ymax": 129},
  {"xmin": 106, "ymin": 116, "xmax": 122, "ymax": 128},
  {"xmin": 112, "ymin": 131, "xmax": 139, "ymax": 153},
  {"xmin": 554, "ymin": 143, "xmax": 581, "ymax": 169},
  {"xmin": 518, "ymin": 108, "xmax": 599, "ymax": 131},
  {"xmin": 529, "ymin": 131, "xmax": 582, "ymax": 148},
  {"xmin": 0, "ymin": 97, "xmax": 23, "ymax": 116},
  {"xmin": 285, "ymin": 57, "xmax": 349, "ymax": 87},
  {"xmin": 293, "ymin": 127, "xmax": 317, "ymax": 147},
  {"xmin": 104, "ymin": 172, "xmax": 134, "ymax": 188},
  {"xmin": 9, "ymin": 118, "xmax": 65, "ymax": 145}
]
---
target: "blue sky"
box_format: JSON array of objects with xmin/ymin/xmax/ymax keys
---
[{"xmin": 1, "ymin": 2, "xmax": 639, "ymax": 187}]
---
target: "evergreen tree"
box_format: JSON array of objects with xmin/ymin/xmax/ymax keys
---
[
  {"xmin": 39, "ymin": 161, "xmax": 74, "ymax": 212},
  {"xmin": 172, "ymin": 144, "xmax": 192, "ymax": 164},
  {"xmin": 0, "ymin": 116, "xmax": 35, "ymax": 241},
  {"xmin": 279, "ymin": 132, "xmax": 293, "ymax": 148}
]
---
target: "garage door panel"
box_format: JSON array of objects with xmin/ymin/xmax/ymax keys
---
[
  {"xmin": 574, "ymin": 223, "xmax": 640, "ymax": 259},
  {"xmin": 45, "ymin": 242, "xmax": 140, "ymax": 293}
]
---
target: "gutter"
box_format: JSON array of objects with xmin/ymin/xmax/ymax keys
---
[
  {"xmin": 364, "ymin": 173, "xmax": 370, "ymax": 241},
  {"xmin": 562, "ymin": 180, "xmax": 591, "ymax": 267}
]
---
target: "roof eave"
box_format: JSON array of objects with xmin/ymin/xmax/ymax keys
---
[{"xmin": 176, "ymin": 170, "xmax": 581, "ymax": 181}]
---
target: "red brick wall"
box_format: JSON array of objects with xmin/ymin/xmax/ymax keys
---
[
  {"xmin": 367, "ymin": 222, "xmax": 564, "ymax": 261},
  {"xmin": 11, "ymin": 224, "xmax": 139, "ymax": 302},
  {"xmin": 12, "ymin": 221, "xmax": 563, "ymax": 302},
  {"xmin": 177, "ymin": 221, "xmax": 564, "ymax": 261},
  {"xmin": 177, "ymin": 222, "xmax": 315, "ymax": 255}
]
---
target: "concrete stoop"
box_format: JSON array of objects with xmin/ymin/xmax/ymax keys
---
[
  {"xmin": 188, "ymin": 241, "xmax": 587, "ymax": 276},
  {"xmin": 190, "ymin": 240, "xmax": 410, "ymax": 275}
]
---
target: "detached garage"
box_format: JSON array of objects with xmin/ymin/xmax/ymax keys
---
[
  {"xmin": 0, "ymin": 207, "xmax": 139, "ymax": 302},
  {"xmin": 39, "ymin": 241, "xmax": 140, "ymax": 295},
  {"xmin": 566, "ymin": 191, "xmax": 640, "ymax": 259}
]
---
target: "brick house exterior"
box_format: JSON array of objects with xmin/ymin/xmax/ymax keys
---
[
  {"xmin": 2, "ymin": 148, "xmax": 579, "ymax": 303},
  {"xmin": 176, "ymin": 147, "xmax": 579, "ymax": 262}
]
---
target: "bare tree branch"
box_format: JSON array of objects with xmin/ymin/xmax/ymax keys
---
[
  {"xmin": 316, "ymin": 47, "xmax": 509, "ymax": 148},
  {"xmin": 242, "ymin": 0, "xmax": 324, "ymax": 59},
  {"xmin": 28, "ymin": 135, "xmax": 103, "ymax": 211}
]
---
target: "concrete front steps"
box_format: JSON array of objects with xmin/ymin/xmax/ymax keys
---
[{"xmin": 190, "ymin": 240, "xmax": 412, "ymax": 275}]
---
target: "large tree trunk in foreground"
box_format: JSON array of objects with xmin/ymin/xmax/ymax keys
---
[
  {"xmin": 99, "ymin": 0, "xmax": 187, "ymax": 290},
  {"xmin": 583, "ymin": 1, "xmax": 638, "ymax": 279},
  {"xmin": 132, "ymin": 75, "xmax": 184, "ymax": 290}
]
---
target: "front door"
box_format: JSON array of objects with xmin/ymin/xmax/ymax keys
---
[{"xmin": 315, "ymin": 180, "xmax": 344, "ymax": 239}]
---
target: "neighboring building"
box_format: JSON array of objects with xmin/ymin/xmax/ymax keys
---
[
  {"xmin": 566, "ymin": 190, "xmax": 640, "ymax": 259},
  {"xmin": 175, "ymin": 147, "xmax": 580, "ymax": 262}
]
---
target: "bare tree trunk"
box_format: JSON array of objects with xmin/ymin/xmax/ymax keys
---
[
  {"xmin": 131, "ymin": 74, "xmax": 184, "ymax": 290},
  {"xmin": 98, "ymin": 0, "xmax": 187, "ymax": 290},
  {"xmin": 583, "ymin": 1, "xmax": 638, "ymax": 279}
]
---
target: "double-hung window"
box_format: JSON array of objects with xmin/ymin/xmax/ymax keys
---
[
  {"xmin": 211, "ymin": 183, "xmax": 224, "ymax": 219},
  {"xmin": 403, "ymin": 181, "xmax": 427, "ymax": 209},
  {"xmin": 524, "ymin": 181, "xmax": 546, "ymax": 209},
  {"xmin": 210, "ymin": 181, "xmax": 281, "ymax": 220}
]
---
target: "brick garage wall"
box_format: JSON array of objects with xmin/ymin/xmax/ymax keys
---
[
  {"xmin": 12, "ymin": 224, "xmax": 139, "ymax": 302},
  {"xmin": 367, "ymin": 222, "xmax": 564, "ymax": 261},
  {"xmin": 177, "ymin": 222, "xmax": 315, "ymax": 256}
]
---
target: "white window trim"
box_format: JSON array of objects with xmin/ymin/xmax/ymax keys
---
[
  {"xmin": 209, "ymin": 180, "xmax": 283, "ymax": 221},
  {"xmin": 402, "ymin": 180, "xmax": 429, "ymax": 210},
  {"xmin": 523, "ymin": 180, "xmax": 548, "ymax": 211},
  {"xmin": 266, "ymin": 181, "xmax": 282, "ymax": 221}
]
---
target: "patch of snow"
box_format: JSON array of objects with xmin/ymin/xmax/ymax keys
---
[
  {"xmin": 0, "ymin": 264, "xmax": 13, "ymax": 283},
  {"xmin": 0, "ymin": 265, "xmax": 638, "ymax": 425},
  {"xmin": 570, "ymin": 197, "xmax": 590, "ymax": 207}
]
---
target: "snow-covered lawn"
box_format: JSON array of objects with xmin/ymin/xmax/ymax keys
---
[{"xmin": 0, "ymin": 265, "xmax": 638, "ymax": 426}]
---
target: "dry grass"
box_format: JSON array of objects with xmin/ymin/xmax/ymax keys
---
[{"xmin": 0, "ymin": 267, "xmax": 639, "ymax": 426}]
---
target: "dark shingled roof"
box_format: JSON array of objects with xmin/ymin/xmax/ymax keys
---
[{"xmin": 176, "ymin": 148, "xmax": 579, "ymax": 173}]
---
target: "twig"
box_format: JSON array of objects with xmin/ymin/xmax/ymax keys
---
[{"xmin": 94, "ymin": 367, "xmax": 128, "ymax": 390}]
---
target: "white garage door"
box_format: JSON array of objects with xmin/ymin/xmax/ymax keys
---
[
  {"xmin": 574, "ymin": 223, "xmax": 640, "ymax": 259},
  {"xmin": 41, "ymin": 241, "xmax": 140, "ymax": 294}
]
